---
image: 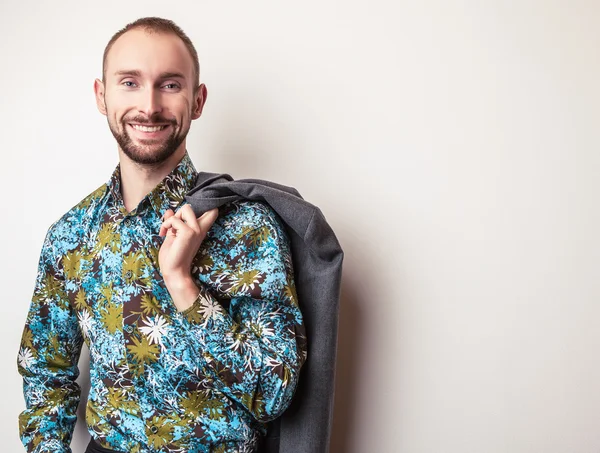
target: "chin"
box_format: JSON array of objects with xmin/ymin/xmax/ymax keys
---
[{"xmin": 123, "ymin": 145, "xmax": 179, "ymax": 165}]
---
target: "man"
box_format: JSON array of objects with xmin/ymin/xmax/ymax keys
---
[{"xmin": 17, "ymin": 17, "xmax": 306, "ymax": 453}]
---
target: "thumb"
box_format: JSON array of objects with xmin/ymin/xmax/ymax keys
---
[{"xmin": 198, "ymin": 208, "xmax": 219, "ymax": 234}]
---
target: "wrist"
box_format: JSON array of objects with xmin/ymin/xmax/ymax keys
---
[
  {"xmin": 163, "ymin": 270, "xmax": 193, "ymax": 289},
  {"xmin": 163, "ymin": 273, "xmax": 199, "ymax": 312}
]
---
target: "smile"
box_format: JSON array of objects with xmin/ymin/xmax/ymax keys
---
[{"xmin": 129, "ymin": 124, "xmax": 169, "ymax": 132}]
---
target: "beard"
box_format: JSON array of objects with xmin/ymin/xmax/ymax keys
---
[{"xmin": 107, "ymin": 112, "xmax": 189, "ymax": 165}]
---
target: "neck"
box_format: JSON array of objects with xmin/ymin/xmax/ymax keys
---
[{"xmin": 118, "ymin": 146, "xmax": 186, "ymax": 213}]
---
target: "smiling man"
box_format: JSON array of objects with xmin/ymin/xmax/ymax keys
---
[{"xmin": 17, "ymin": 17, "xmax": 306, "ymax": 453}]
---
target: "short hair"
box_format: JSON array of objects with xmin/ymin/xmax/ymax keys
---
[{"xmin": 102, "ymin": 17, "xmax": 200, "ymax": 90}]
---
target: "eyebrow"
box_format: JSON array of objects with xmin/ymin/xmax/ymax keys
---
[{"xmin": 114, "ymin": 70, "xmax": 186, "ymax": 80}]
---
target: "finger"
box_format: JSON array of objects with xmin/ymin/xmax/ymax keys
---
[
  {"xmin": 159, "ymin": 209, "xmax": 176, "ymax": 236},
  {"xmin": 198, "ymin": 208, "xmax": 219, "ymax": 234},
  {"xmin": 160, "ymin": 215, "xmax": 191, "ymax": 237},
  {"xmin": 178, "ymin": 204, "xmax": 200, "ymax": 232},
  {"xmin": 162, "ymin": 209, "xmax": 175, "ymax": 221}
]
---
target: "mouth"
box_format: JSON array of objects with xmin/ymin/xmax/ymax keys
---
[{"xmin": 127, "ymin": 123, "xmax": 172, "ymax": 138}]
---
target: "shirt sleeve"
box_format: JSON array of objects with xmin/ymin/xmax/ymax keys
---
[
  {"xmin": 17, "ymin": 225, "xmax": 84, "ymax": 453},
  {"xmin": 175, "ymin": 204, "xmax": 307, "ymax": 423}
]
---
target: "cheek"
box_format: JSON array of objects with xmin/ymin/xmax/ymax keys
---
[
  {"xmin": 170, "ymin": 95, "xmax": 193, "ymax": 117},
  {"xmin": 107, "ymin": 109, "xmax": 124, "ymax": 125},
  {"xmin": 104, "ymin": 92, "xmax": 131, "ymax": 119}
]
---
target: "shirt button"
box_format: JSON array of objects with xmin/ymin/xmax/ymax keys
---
[
  {"xmin": 150, "ymin": 426, "xmax": 158, "ymax": 434},
  {"xmin": 125, "ymin": 270, "xmax": 133, "ymax": 279},
  {"xmin": 124, "ymin": 325, "xmax": 133, "ymax": 333}
]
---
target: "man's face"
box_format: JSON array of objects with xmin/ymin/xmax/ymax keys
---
[{"xmin": 95, "ymin": 29, "xmax": 206, "ymax": 165}]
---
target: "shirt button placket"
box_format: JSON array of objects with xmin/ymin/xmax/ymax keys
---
[{"xmin": 121, "ymin": 216, "xmax": 135, "ymax": 367}]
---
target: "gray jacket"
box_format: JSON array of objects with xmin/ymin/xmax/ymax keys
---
[{"xmin": 185, "ymin": 172, "xmax": 344, "ymax": 453}]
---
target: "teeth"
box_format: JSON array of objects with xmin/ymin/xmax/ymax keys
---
[{"xmin": 131, "ymin": 124, "xmax": 166, "ymax": 132}]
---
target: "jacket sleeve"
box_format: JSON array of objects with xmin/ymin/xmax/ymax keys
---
[
  {"xmin": 17, "ymin": 226, "xmax": 84, "ymax": 453},
  {"xmin": 175, "ymin": 207, "xmax": 307, "ymax": 423}
]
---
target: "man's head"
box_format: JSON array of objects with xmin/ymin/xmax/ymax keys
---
[{"xmin": 94, "ymin": 17, "xmax": 207, "ymax": 165}]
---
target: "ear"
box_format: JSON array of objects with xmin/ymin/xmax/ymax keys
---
[
  {"xmin": 94, "ymin": 79, "xmax": 107, "ymax": 115},
  {"xmin": 191, "ymin": 83, "xmax": 207, "ymax": 120}
]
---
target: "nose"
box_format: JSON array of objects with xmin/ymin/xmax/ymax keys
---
[{"xmin": 138, "ymin": 87, "xmax": 163, "ymax": 119}]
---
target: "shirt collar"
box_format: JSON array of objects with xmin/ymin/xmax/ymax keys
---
[{"xmin": 107, "ymin": 151, "xmax": 198, "ymax": 217}]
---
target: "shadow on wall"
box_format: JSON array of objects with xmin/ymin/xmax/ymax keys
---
[{"xmin": 329, "ymin": 277, "xmax": 365, "ymax": 453}]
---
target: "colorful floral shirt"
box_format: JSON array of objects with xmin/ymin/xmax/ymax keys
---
[{"xmin": 17, "ymin": 152, "xmax": 307, "ymax": 453}]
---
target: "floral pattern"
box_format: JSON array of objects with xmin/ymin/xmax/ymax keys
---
[{"xmin": 17, "ymin": 152, "xmax": 307, "ymax": 453}]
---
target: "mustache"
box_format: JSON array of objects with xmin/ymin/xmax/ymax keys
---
[{"xmin": 123, "ymin": 115, "xmax": 177, "ymax": 125}]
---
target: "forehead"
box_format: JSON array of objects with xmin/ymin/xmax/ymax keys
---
[{"xmin": 106, "ymin": 28, "xmax": 193, "ymax": 80}]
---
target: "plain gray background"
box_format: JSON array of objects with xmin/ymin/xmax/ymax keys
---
[{"xmin": 2, "ymin": 1, "xmax": 600, "ymax": 452}]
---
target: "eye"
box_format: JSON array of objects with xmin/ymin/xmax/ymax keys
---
[
  {"xmin": 163, "ymin": 83, "xmax": 180, "ymax": 90},
  {"xmin": 122, "ymin": 81, "xmax": 137, "ymax": 88}
]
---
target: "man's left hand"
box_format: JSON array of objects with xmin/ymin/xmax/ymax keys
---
[{"xmin": 158, "ymin": 204, "xmax": 218, "ymax": 311}]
